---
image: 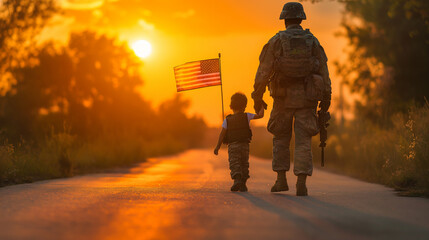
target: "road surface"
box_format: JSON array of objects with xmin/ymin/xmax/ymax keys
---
[{"xmin": 1, "ymin": 149, "xmax": 429, "ymax": 240}]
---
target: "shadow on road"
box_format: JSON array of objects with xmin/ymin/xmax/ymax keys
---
[
  {"xmin": 238, "ymin": 192, "xmax": 429, "ymax": 239},
  {"xmin": 236, "ymin": 193, "xmax": 322, "ymax": 238}
]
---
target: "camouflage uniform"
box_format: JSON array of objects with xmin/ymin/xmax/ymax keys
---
[
  {"xmin": 228, "ymin": 142, "xmax": 250, "ymax": 180},
  {"xmin": 252, "ymin": 24, "xmax": 331, "ymax": 176}
]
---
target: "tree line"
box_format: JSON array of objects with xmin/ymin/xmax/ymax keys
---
[{"xmin": 0, "ymin": 0, "xmax": 206, "ymax": 184}]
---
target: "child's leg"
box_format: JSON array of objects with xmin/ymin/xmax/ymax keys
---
[
  {"xmin": 228, "ymin": 143, "xmax": 243, "ymax": 180},
  {"xmin": 228, "ymin": 142, "xmax": 246, "ymax": 191},
  {"xmin": 239, "ymin": 143, "xmax": 250, "ymax": 180}
]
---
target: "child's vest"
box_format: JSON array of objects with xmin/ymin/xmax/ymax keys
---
[{"xmin": 223, "ymin": 113, "xmax": 252, "ymax": 144}]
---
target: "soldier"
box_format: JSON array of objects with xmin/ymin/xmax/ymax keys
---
[{"xmin": 252, "ymin": 2, "xmax": 331, "ymax": 196}]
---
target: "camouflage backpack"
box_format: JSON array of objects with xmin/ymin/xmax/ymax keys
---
[
  {"xmin": 269, "ymin": 29, "xmax": 324, "ymax": 101},
  {"xmin": 275, "ymin": 29, "xmax": 319, "ymax": 79}
]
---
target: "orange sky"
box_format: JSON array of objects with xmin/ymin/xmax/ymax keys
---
[{"xmin": 45, "ymin": 0, "xmax": 347, "ymax": 126}]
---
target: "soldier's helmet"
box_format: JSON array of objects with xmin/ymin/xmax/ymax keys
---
[{"xmin": 279, "ymin": 2, "xmax": 307, "ymax": 20}]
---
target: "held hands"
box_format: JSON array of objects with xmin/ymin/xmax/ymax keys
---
[
  {"xmin": 254, "ymin": 99, "xmax": 268, "ymax": 112},
  {"xmin": 253, "ymin": 106, "xmax": 265, "ymax": 119}
]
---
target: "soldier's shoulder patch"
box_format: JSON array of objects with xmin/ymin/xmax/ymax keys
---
[
  {"xmin": 273, "ymin": 32, "xmax": 286, "ymax": 40},
  {"xmin": 269, "ymin": 34, "xmax": 283, "ymax": 48},
  {"xmin": 312, "ymin": 35, "xmax": 320, "ymax": 45},
  {"xmin": 259, "ymin": 43, "xmax": 270, "ymax": 61},
  {"xmin": 319, "ymin": 45, "xmax": 328, "ymax": 62},
  {"xmin": 272, "ymin": 33, "xmax": 280, "ymax": 40},
  {"xmin": 278, "ymin": 30, "xmax": 294, "ymax": 40}
]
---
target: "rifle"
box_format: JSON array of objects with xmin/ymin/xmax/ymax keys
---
[{"xmin": 317, "ymin": 110, "xmax": 331, "ymax": 167}]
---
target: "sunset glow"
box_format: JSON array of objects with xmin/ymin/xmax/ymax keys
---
[
  {"xmin": 44, "ymin": 1, "xmax": 346, "ymax": 126},
  {"xmin": 132, "ymin": 40, "xmax": 152, "ymax": 58}
]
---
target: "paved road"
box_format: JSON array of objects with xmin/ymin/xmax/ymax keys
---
[{"xmin": 1, "ymin": 149, "xmax": 429, "ymax": 240}]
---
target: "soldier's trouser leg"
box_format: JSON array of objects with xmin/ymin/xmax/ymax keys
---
[
  {"xmin": 293, "ymin": 108, "xmax": 318, "ymax": 176},
  {"xmin": 270, "ymin": 110, "xmax": 294, "ymax": 172},
  {"xmin": 228, "ymin": 142, "xmax": 250, "ymax": 180}
]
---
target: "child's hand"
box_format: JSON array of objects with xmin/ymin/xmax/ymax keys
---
[
  {"xmin": 214, "ymin": 147, "xmax": 220, "ymax": 155},
  {"xmin": 258, "ymin": 107, "xmax": 265, "ymax": 118},
  {"xmin": 253, "ymin": 107, "xmax": 265, "ymax": 119}
]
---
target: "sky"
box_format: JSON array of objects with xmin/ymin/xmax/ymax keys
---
[{"xmin": 45, "ymin": 0, "xmax": 347, "ymax": 127}]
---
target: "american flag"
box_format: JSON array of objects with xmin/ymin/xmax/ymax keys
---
[{"xmin": 174, "ymin": 58, "xmax": 221, "ymax": 92}]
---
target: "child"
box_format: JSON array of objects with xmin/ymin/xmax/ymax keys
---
[{"xmin": 214, "ymin": 92, "xmax": 264, "ymax": 192}]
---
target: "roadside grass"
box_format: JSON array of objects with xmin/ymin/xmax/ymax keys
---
[
  {"xmin": 314, "ymin": 103, "xmax": 429, "ymax": 197},
  {"xmin": 248, "ymin": 103, "xmax": 429, "ymax": 197},
  {"xmin": 0, "ymin": 131, "xmax": 187, "ymax": 186}
]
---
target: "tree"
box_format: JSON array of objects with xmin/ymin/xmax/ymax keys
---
[
  {"xmin": 335, "ymin": 0, "xmax": 429, "ymax": 123},
  {"xmin": 2, "ymin": 31, "xmax": 206, "ymax": 147},
  {"xmin": 157, "ymin": 95, "xmax": 207, "ymax": 147},
  {"xmin": 0, "ymin": 0, "xmax": 56, "ymax": 95},
  {"xmin": 2, "ymin": 31, "xmax": 153, "ymax": 139}
]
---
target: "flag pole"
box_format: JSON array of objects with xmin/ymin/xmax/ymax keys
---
[{"xmin": 218, "ymin": 53, "xmax": 225, "ymax": 120}]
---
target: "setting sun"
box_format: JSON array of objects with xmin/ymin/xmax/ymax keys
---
[{"xmin": 131, "ymin": 40, "xmax": 152, "ymax": 58}]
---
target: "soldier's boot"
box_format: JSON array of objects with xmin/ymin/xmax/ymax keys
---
[
  {"xmin": 239, "ymin": 177, "xmax": 248, "ymax": 192},
  {"xmin": 231, "ymin": 174, "xmax": 243, "ymax": 192},
  {"xmin": 296, "ymin": 174, "xmax": 308, "ymax": 196},
  {"xmin": 271, "ymin": 170, "xmax": 289, "ymax": 192}
]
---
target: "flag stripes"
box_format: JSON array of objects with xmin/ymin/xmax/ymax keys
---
[{"xmin": 174, "ymin": 58, "xmax": 221, "ymax": 92}]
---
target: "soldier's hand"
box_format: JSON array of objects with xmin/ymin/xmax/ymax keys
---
[
  {"xmin": 254, "ymin": 99, "xmax": 268, "ymax": 112},
  {"xmin": 319, "ymin": 100, "xmax": 331, "ymax": 112},
  {"xmin": 214, "ymin": 147, "xmax": 219, "ymax": 155}
]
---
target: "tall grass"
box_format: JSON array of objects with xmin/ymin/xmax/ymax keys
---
[
  {"xmin": 0, "ymin": 130, "xmax": 187, "ymax": 186},
  {"xmin": 316, "ymin": 103, "xmax": 429, "ymax": 196}
]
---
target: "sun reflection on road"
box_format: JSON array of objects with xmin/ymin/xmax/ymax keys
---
[{"xmin": 89, "ymin": 150, "xmax": 215, "ymax": 240}]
